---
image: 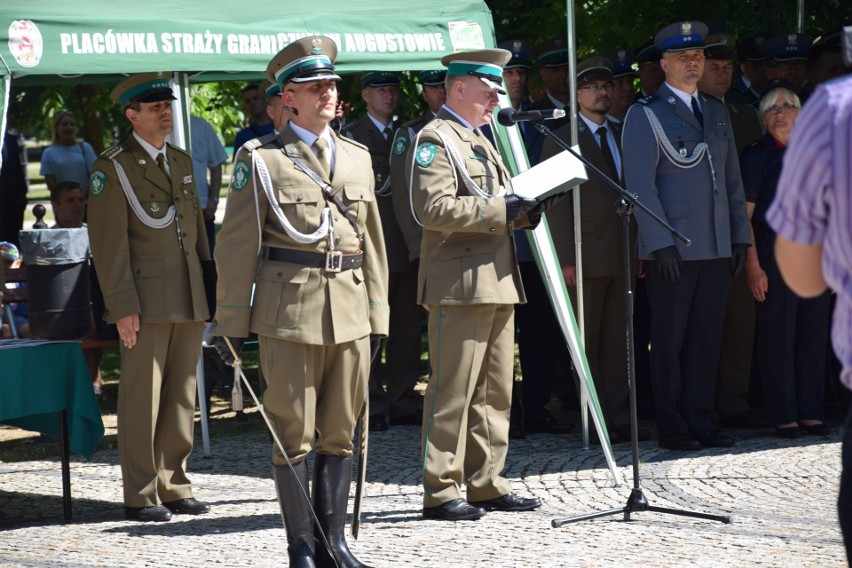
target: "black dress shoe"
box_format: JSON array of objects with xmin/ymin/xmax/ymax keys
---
[
  {"xmin": 695, "ymin": 432, "xmax": 736, "ymax": 448},
  {"xmin": 369, "ymin": 414, "xmax": 388, "ymax": 432},
  {"xmin": 423, "ymin": 498, "xmax": 486, "ymax": 521},
  {"xmin": 775, "ymin": 426, "xmax": 803, "ymax": 439},
  {"xmin": 800, "ymin": 423, "xmax": 832, "ymax": 437},
  {"xmin": 469, "ymin": 493, "xmax": 542, "ymax": 512},
  {"xmin": 163, "ymin": 497, "xmax": 211, "ymax": 515},
  {"xmin": 125, "ymin": 505, "xmax": 172, "ymax": 522},
  {"xmin": 659, "ymin": 435, "xmax": 701, "ymax": 451},
  {"xmin": 524, "ymin": 413, "xmax": 574, "ymax": 434}
]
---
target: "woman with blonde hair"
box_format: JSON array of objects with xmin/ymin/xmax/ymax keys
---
[{"xmin": 39, "ymin": 110, "xmax": 97, "ymax": 193}]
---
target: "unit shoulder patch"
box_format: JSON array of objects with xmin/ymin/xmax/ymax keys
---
[
  {"xmin": 89, "ymin": 170, "xmax": 107, "ymax": 197},
  {"xmin": 231, "ymin": 161, "xmax": 251, "ymax": 192},
  {"xmin": 414, "ymin": 142, "xmax": 437, "ymax": 167},
  {"xmin": 393, "ymin": 134, "xmax": 409, "ymax": 157}
]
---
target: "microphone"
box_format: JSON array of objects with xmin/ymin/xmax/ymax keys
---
[{"xmin": 497, "ymin": 107, "xmax": 566, "ymax": 126}]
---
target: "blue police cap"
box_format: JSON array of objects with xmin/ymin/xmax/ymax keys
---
[
  {"xmin": 738, "ymin": 35, "xmax": 768, "ymax": 62},
  {"xmin": 497, "ymin": 39, "xmax": 533, "ymax": 69},
  {"xmin": 654, "ymin": 21, "xmax": 708, "ymax": 53},
  {"xmin": 361, "ymin": 71, "xmax": 401, "ymax": 88},
  {"xmin": 602, "ymin": 49, "xmax": 637, "ymax": 78},
  {"xmin": 762, "ymin": 33, "xmax": 812, "ymax": 61}
]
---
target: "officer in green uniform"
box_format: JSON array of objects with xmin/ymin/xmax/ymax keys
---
[
  {"xmin": 408, "ymin": 49, "xmax": 555, "ymax": 521},
  {"xmin": 87, "ymin": 73, "xmax": 212, "ymax": 522},
  {"xmin": 211, "ymin": 37, "xmax": 388, "ymax": 567}
]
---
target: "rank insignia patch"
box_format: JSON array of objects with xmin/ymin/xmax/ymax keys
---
[
  {"xmin": 232, "ymin": 161, "xmax": 250, "ymax": 192},
  {"xmin": 393, "ymin": 135, "xmax": 409, "ymax": 157},
  {"xmin": 90, "ymin": 171, "xmax": 107, "ymax": 196}
]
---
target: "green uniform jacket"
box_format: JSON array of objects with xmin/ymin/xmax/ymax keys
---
[
  {"xmin": 407, "ymin": 109, "xmax": 526, "ymax": 306},
  {"xmin": 211, "ymin": 125, "xmax": 389, "ymax": 344},
  {"xmin": 87, "ymin": 136, "xmax": 210, "ymax": 324}
]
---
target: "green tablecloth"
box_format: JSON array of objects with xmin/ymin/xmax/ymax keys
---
[{"xmin": 0, "ymin": 340, "xmax": 104, "ymax": 459}]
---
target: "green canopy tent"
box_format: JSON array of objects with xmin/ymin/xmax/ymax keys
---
[{"xmin": 0, "ymin": 1, "xmax": 619, "ymax": 479}]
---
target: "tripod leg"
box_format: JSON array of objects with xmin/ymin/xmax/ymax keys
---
[
  {"xmin": 552, "ymin": 506, "xmax": 627, "ymax": 528},
  {"xmin": 645, "ymin": 505, "xmax": 732, "ymax": 524}
]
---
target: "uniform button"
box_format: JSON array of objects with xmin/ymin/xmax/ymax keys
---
[
  {"xmin": 297, "ymin": 195, "xmax": 303, "ymax": 202},
  {"xmin": 179, "ymin": 213, "xmax": 184, "ymax": 219},
  {"xmin": 136, "ymin": 269, "xmax": 142, "ymax": 275},
  {"xmin": 465, "ymin": 247, "xmax": 471, "ymax": 253},
  {"xmin": 335, "ymin": 236, "xmax": 341, "ymax": 244},
  {"xmin": 175, "ymin": 197, "xmax": 181, "ymax": 202},
  {"xmin": 181, "ymin": 232, "xmax": 187, "ymax": 237},
  {"xmin": 489, "ymin": 228, "xmax": 496, "ymax": 232},
  {"xmin": 277, "ymin": 273, "xmax": 283, "ymax": 278}
]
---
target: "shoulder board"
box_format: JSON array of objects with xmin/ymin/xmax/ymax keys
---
[
  {"xmin": 636, "ymin": 94, "xmax": 659, "ymax": 106},
  {"xmin": 421, "ymin": 119, "xmax": 445, "ymax": 132},
  {"xmin": 338, "ymin": 120, "xmax": 360, "ymax": 135},
  {"xmin": 100, "ymin": 144, "xmax": 124, "ymax": 160},
  {"xmin": 337, "ymin": 134, "xmax": 368, "ymax": 152},
  {"xmin": 400, "ymin": 113, "xmax": 431, "ymax": 132},
  {"xmin": 700, "ymin": 90, "xmax": 723, "ymax": 104},
  {"xmin": 255, "ymin": 132, "xmax": 280, "ymax": 147},
  {"xmin": 167, "ymin": 143, "xmax": 190, "ymax": 158}
]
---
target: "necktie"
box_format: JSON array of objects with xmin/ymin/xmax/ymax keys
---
[
  {"xmin": 691, "ymin": 97, "xmax": 704, "ymax": 128},
  {"xmin": 596, "ymin": 126, "xmax": 619, "ymax": 179},
  {"xmin": 383, "ymin": 126, "xmax": 393, "ymax": 141},
  {"xmin": 156, "ymin": 153, "xmax": 170, "ymax": 181},
  {"xmin": 313, "ymin": 137, "xmax": 332, "ymax": 179}
]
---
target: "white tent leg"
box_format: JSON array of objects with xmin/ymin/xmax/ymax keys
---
[{"xmin": 197, "ymin": 346, "xmax": 212, "ymax": 458}]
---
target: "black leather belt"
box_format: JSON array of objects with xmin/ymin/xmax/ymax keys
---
[{"xmin": 263, "ymin": 247, "xmax": 363, "ymax": 271}]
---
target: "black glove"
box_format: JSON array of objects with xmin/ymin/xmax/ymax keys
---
[
  {"xmin": 214, "ymin": 336, "xmax": 245, "ymax": 367},
  {"xmin": 653, "ymin": 246, "xmax": 683, "ymax": 283},
  {"xmin": 369, "ymin": 334, "xmax": 383, "ymax": 364},
  {"xmin": 504, "ymin": 193, "xmax": 538, "ymax": 221},
  {"xmin": 730, "ymin": 243, "xmax": 749, "ymax": 278},
  {"xmin": 526, "ymin": 192, "xmax": 569, "ymax": 227}
]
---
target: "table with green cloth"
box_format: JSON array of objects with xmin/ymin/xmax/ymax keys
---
[{"xmin": 0, "ymin": 339, "xmax": 105, "ymax": 521}]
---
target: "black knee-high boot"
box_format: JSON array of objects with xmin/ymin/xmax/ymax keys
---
[
  {"xmin": 312, "ymin": 454, "xmax": 372, "ymax": 568},
  {"xmin": 273, "ymin": 462, "xmax": 316, "ymax": 568}
]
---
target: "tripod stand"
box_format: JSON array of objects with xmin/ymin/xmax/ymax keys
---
[{"xmin": 524, "ymin": 121, "xmax": 732, "ymax": 527}]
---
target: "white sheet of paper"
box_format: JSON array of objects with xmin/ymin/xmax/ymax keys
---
[{"xmin": 511, "ymin": 146, "xmax": 587, "ymax": 201}]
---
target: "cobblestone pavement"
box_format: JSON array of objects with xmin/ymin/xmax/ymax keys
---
[{"xmin": 0, "ymin": 419, "xmax": 847, "ymax": 568}]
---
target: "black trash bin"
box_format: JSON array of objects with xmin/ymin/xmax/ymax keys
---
[{"xmin": 18, "ymin": 228, "xmax": 92, "ymax": 340}]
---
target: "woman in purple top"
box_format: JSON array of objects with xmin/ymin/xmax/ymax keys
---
[{"xmin": 741, "ymin": 86, "xmax": 832, "ymax": 439}]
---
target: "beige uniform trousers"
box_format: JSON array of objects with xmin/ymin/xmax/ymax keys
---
[
  {"xmin": 118, "ymin": 321, "xmax": 203, "ymax": 507},
  {"xmin": 260, "ymin": 335, "xmax": 369, "ymax": 464},
  {"xmin": 421, "ymin": 303, "xmax": 514, "ymax": 507}
]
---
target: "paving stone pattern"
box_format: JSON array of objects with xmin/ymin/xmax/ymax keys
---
[{"xmin": 0, "ymin": 424, "xmax": 847, "ymax": 567}]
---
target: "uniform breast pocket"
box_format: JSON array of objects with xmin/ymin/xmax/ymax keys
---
[
  {"xmin": 131, "ymin": 257, "xmax": 166, "ymax": 317},
  {"xmin": 277, "ymin": 185, "xmax": 322, "ymax": 231},
  {"xmin": 439, "ymin": 236, "xmax": 495, "ymax": 299},
  {"xmin": 464, "ymin": 157, "xmax": 498, "ymax": 196},
  {"xmin": 252, "ymin": 262, "xmax": 311, "ymax": 330},
  {"xmin": 343, "ymin": 183, "xmax": 374, "ymax": 222}
]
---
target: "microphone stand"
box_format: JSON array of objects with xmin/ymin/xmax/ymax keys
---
[{"xmin": 522, "ymin": 120, "xmax": 732, "ymax": 527}]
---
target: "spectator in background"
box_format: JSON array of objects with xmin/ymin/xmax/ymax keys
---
[
  {"xmin": 742, "ymin": 86, "xmax": 832, "ymax": 439},
  {"xmin": 729, "ymin": 35, "xmax": 768, "ymax": 107},
  {"xmin": 0, "ymin": 241, "xmax": 29, "ymax": 338},
  {"xmin": 762, "ymin": 33, "xmax": 811, "ymax": 95},
  {"xmin": 635, "ymin": 40, "xmax": 665, "ymax": 97},
  {"xmin": 189, "ymin": 116, "xmax": 228, "ymax": 254},
  {"xmin": 232, "ymin": 83, "xmax": 275, "ymax": 156},
  {"xmin": 0, "ymin": 127, "xmax": 29, "ymax": 248},
  {"xmin": 766, "ymin": 72, "xmax": 852, "ymax": 563},
  {"xmin": 50, "ymin": 180, "xmax": 108, "ymax": 398},
  {"xmin": 40, "ymin": 111, "xmax": 97, "ymax": 194},
  {"xmin": 604, "ymin": 49, "xmax": 638, "ymax": 122}
]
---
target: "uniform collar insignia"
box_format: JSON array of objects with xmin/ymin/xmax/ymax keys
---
[
  {"xmin": 138, "ymin": 159, "xmax": 146, "ymax": 166},
  {"xmin": 667, "ymin": 96, "xmax": 676, "ymax": 104},
  {"xmin": 150, "ymin": 202, "xmax": 160, "ymax": 212},
  {"xmin": 182, "ymin": 175, "xmax": 193, "ymax": 184}
]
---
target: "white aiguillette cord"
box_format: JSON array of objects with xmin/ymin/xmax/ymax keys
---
[{"xmin": 221, "ymin": 337, "xmax": 338, "ymax": 564}]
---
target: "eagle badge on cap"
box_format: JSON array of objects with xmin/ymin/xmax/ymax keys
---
[
  {"xmin": 681, "ymin": 22, "xmax": 692, "ymax": 35},
  {"xmin": 311, "ymin": 37, "xmax": 323, "ymax": 55},
  {"xmin": 513, "ymin": 40, "xmax": 522, "ymax": 51}
]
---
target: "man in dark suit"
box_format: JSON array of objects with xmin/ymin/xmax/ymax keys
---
[
  {"xmin": 541, "ymin": 56, "xmax": 646, "ymax": 443},
  {"xmin": 622, "ymin": 21, "xmax": 751, "ymax": 451},
  {"xmin": 343, "ymin": 71, "xmax": 422, "ymax": 432},
  {"xmin": 523, "ymin": 38, "xmax": 571, "ymax": 166},
  {"xmin": 697, "ymin": 32, "xmax": 767, "ymax": 429}
]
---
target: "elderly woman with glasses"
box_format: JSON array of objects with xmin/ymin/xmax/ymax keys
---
[{"xmin": 741, "ymin": 85, "xmax": 833, "ymax": 439}]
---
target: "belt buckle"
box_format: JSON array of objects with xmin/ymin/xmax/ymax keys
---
[{"xmin": 325, "ymin": 250, "xmax": 343, "ymax": 272}]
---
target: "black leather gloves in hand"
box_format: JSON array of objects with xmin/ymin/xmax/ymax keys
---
[
  {"xmin": 730, "ymin": 243, "xmax": 749, "ymax": 277},
  {"xmin": 214, "ymin": 336, "xmax": 245, "ymax": 367},
  {"xmin": 653, "ymin": 246, "xmax": 683, "ymax": 283},
  {"xmin": 369, "ymin": 334, "xmax": 382, "ymax": 364},
  {"xmin": 504, "ymin": 193, "xmax": 538, "ymax": 221},
  {"xmin": 526, "ymin": 192, "xmax": 569, "ymax": 227}
]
